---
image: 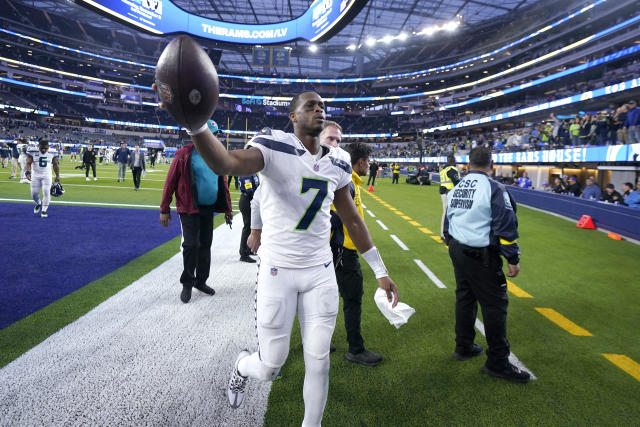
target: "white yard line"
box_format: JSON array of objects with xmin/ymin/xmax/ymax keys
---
[
  {"xmin": 390, "ymin": 234, "xmax": 409, "ymax": 251},
  {"xmin": 0, "ymin": 198, "xmax": 170, "ymax": 209},
  {"xmin": 413, "ymin": 259, "xmax": 447, "ymax": 289},
  {"xmin": 366, "ymin": 209, "xmax": 376, "ymax": 218},
  {"xmin": 376, "ymin": 220, "xmax": 388, "ymax": 230},
  {"xmin": 474, "ymin": 319, "xmax": 537, "ymax": 380}
]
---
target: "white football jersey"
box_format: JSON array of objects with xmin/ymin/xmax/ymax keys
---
[
  {"xmin": 27, "ymin": 148, "xmax": 58, "ymax": 179},
  {"xmin": 248, "ymin": 128, "xmax": 352, "ymax": 268}
]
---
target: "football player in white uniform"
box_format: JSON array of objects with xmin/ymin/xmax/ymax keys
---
[
  {"xmin": 175, "ymin": 90, "xmax": 399, "ymax": 427},
  {"xmin": 25, "ymin": 138, "xmax": 60, "ymax": 218}
]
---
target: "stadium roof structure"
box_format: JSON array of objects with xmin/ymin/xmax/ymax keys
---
[{"xmin": 13, "ymin": 0, "xmax": 544, "ymax": 77}]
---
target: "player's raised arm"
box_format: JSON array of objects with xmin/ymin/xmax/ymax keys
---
[
  {"xmin": 333, "ymin": 185, "xmax": 399, "ymax": 307},
  {"xmin": 190, "ymin": 130, "xmax": 264, "ymax": 176},
  {"xmin": 153, "ymin": 36, "xmax": 264, "ymax": 177}
]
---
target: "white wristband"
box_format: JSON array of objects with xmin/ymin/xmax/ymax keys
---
[
  {"xmin": 186, "ymin": 122, "xmax": 208, "ymax": 136},
  {"xmin": 361, "ymin": 246, "xmax": 388, "ymax": 279}
]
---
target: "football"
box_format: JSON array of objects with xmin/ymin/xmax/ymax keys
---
[{"xmin": 155, "ymin": 35, "xmax": 219, "ymax": 131}]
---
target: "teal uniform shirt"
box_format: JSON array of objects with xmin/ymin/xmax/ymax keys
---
[{"xmin": 191, "ymin": 149, "xmax": 218, "ymax": 205}]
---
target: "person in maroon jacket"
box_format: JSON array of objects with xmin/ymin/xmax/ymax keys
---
[{"xmin": 160, "ymin": 142, "xmax": 233, "ymax": 303}]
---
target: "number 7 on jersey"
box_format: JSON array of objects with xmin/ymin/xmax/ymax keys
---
[{"xmin": 295, "ymin": 177, "xmax": 328, "ymax": 231}]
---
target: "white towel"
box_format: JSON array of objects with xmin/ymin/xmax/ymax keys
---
[{"xmin": 374, "ymin": 288, "xmax": 415, "ymax": 329}]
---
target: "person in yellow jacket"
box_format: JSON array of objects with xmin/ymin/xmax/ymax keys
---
[
  {"xmin": 392, "ymin": 163, "xmax": 400, "ymax": 184},
  {"xmin": 329, "ymin": 142, "xmax": 383, "ymax": 366},
  {"xmin": 439, "ymin": 155, "xmax": 460, "ymax": 239}
]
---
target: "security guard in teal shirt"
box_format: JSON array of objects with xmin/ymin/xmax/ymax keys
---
[{"xmin": 444, "ymin": 146, "xmax": 530, "ymax": 383}]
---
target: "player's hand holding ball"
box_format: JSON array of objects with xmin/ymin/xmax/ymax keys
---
[{"xmin": 154, "ymin": 35, "xmax": 219, "ymax": 135}]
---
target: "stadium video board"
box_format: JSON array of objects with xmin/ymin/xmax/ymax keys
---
[{"xmin": 79, "ymin": 0, "xmax": 362, "ymax": 44}]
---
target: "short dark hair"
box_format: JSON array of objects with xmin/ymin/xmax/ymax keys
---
[
  {"xmin": 469, "ymin": 146, "xmax": 492, "ymax": 168},
  {"xmin": 624, "ymin": 182, "xmax": 633, "ymax": 188},
  {"xmin": 344, "ymin": 143, "xmax": 373, "ymax": 166},
  {"xmin": 38, "ymin": 137, "xmax": 49, "ymax": 146},
  {"xmin": 289, "ymin": 91, "xmax": 318, "ymax": 113},
  {"xmin": 447, "ymin": 155, "xmax": 456, "ymax": 165}
]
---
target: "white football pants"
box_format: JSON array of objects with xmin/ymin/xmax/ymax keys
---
[
  {"xmin": 31, "ymin": 176, "xmax": 51, "ymax": 211},
  {"xmin": 238, "ymin": 261, "xmax": 339, "ymax": 427}
]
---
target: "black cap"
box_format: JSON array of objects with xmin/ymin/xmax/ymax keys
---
[{"xmin": 606, "ymin": 184, "xmax": 615, "ymax": 189}]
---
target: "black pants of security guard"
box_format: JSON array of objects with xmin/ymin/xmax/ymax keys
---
[
  {"xmin": 392, "ymin": 173, "xmax": 399, "ymax": 184},
  {"xmin": 238, "ymin": 192, "xmax": 253, "ymax": 257},
  {"xmin": 334, "ymin": 247, "xmax": 365, "ymax": 354},
  {"xmin": 179, "ymin": 205, "xmax": 214, "ymax": 289},
  {"xmin": 448, "ymin": 238, "xmax": 510, "ymax": 369}
]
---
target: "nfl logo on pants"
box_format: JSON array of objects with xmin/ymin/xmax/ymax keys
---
[{"xmin": 270, "ymin": 267, "xmax": 278, "ymax": 276}]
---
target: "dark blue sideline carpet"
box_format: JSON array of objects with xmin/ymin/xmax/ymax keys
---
[{"xmin": 0, "ymin": 203, "xmax": 182, "ymax": 330}]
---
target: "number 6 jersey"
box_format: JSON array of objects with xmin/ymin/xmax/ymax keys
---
[
  {"xmin": 248, "ymin": 128, "xmax": 352, "ymax": 269},
  {"xmin": 27, "ymin": 147, "xmax": 58, "ymax": 179}
]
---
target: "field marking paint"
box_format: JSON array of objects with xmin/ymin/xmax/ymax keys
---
[
  {"xmin": 602, "ymin": 354, "xmax": 640, "ymax": 382},
  {"xmin": 413, "ymin": 259, "xmax": 446, "ymax": 289},
  {"xmin": 419, "ymin": 227, "xmax": 433, "ymax": 235},
  {"xmin": 507, "ymin": 280, "xmax": 534, "ymax": 298},
  {"xmin": 475, "ymin": 319, "xmax": 537, "ymax": 380},
  {"xmin": 390, "ymin": 234, "xmax": 409, "ymax": 250},
  {"xmin": 366, "ymin": 210, "xmax": 376, "ymax": 218},
  {"xmin": 431, "ymin": 235, "xmax": 444, "ymax": 244},
  {"xmin": 0, "ymin": 197, "xmax": 175, "ymax": 209},
  {"xmin": 376, "ymin": 220, "xmax": 388, "ymax": 230},
  {"xmin": 535, "ymin": 308, "xmax": 593, "ymax": 336},
  {"xmin": 401, "ymin": 215, "xmax": 412, "ymax": 220},
  {"xmin": 361, "ymin": 202, "xmax": 366, "ymax": 209},
  {"xmin": 4, "ymin": 181, "xmax": 164, "ymax": 191},
  {"xmin": 395, "ymin": 211, "xmax": 405, "ymax": 215},
  {"xmin": 409, "ymin": 221, "xmax": 422, "ymax": 227}
]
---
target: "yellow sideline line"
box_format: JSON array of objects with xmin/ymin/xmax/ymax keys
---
[
  {"xmin": 409, "ymin": 221, "xmax": 422, "ymax": 227},
  {"xmin": 535, "ymin": 308, "xmax": 593, "ymax": 336},
  {"xmin": 419, "ymin": 227, "xmax": 433, "ymax": 235},
  {"xmin": 507, "ymin": 280, "xmax": 534, "ymax": 298},
  {"xmin": 401, "ymin": 215, "xmax": 412, "ymax": 220},
  {"xmin": 431, "ymin": 236, "xmax": 443, "ymax": 244},
  {"xmin": 602, "ymin": 354, "xmax": 640, "ymax": 382},
  {"xmin": 394, "ymin": 211, "xmax": 405, "ymax": 215}
]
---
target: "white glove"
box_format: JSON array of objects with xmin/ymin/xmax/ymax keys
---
[{"xmin": 374, "ymin": 288, "xmax": 415, "ymax": 329}]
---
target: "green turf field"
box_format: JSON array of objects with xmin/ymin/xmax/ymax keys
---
[
  {"xmin": 1, "ymin": 163, "xmax": 639, "ymax": 425},
  {"xmin": 265, "ymin": 179, "xmax": 640, "ymax": 426}
]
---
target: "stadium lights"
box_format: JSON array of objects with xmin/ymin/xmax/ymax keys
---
[
  {"xmin": 365, "ymin": 37, "xmax": 376, "ymax": 47},
  {"xmin": 444, "ymin": 21, "xmax": 459, "ymax": 32},
  {"xmin": 382, "ymin": 35, "xmax": 394, "ymax": 44},
  {"xmin": 347, "ymin": 44, "xmax": 356, "ymax": 50},
  {"xmin": 0, "ymin": 0, "xmax": 610, "ymax": 84},
  {"xmin": 309, "ymin": 44, "xmax": 318, "ymax": 53},
  {"xmin": 397, "ymin": 32, "xmax": 408, "ymax": 41}
]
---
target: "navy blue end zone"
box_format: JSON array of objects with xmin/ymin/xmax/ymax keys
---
[{"xmin": 0, "ymin": 203, "xmax": 182, "ymax": 330}]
